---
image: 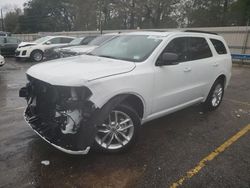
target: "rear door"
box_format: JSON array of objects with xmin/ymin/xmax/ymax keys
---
[
  {"xmin": 0, "ymin": 37, "xmax": 6, "ymax": 55},
  {"xmin": 5, "ymin": 37, "xmax": 19, "ymax": 56},
  {"xmin": 185, "ymin": 37, "xmax": 214, "ymax": 99}
]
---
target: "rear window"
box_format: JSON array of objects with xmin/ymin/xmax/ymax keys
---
[
  {"xmin": 188, "ymin": 37, "xmax": 212, "ymax": 61},
  {"xmin": 210, "ymin": 39, "xmax": 227, "ymax": 54}
]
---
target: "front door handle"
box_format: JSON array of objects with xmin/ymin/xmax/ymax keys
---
[{"xmin": 183, "ymin": 67, "xmax": 191, "ymax": 72}]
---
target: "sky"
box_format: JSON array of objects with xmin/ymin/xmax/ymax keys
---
[{"xmin": 0, "ymin": 0, "xmax": 27, "ymax": 14}]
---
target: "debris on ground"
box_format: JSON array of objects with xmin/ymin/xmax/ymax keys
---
[{"xmin": 41, "ymin": 160, "xmax": 50, "ymax": 166}]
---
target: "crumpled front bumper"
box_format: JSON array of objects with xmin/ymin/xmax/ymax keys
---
[
  {"xmin": 24, "ymin": 111, "xmax": 91, "ymax": 155},
  {"xmin": 20, "ymin": 78, "xmax": 98, "ymax": 155}
]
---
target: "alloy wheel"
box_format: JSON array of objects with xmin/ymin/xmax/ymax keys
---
[
  {"xmin": 95, "ymin": 110, "xmax": 135, "ymax": 150},
  {"xmin": 211, "ymin": 83, "xmax": 223, "ymax": 107},
  {"xmin": 33, "ymin": 52, "xmax": 43, "ymax": 62}
]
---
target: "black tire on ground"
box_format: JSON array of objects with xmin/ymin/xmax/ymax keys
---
[
  {"xmin": 93, "ymin": 104, "xmax": 140, "ymax": 153},
  {"xmin": 30, "ymin": 50, "xmax": 43, "ymax": 62},
  {"xmin": 203, "ymin": 79, "xmax": 224, "ymax": 111}
]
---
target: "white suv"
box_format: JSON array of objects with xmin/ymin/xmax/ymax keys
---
[
  {"xmin": 15, "ymin": 36, "xmax": 75, "ymax": 62},
  {"xmin": 0, "ymin": 55, "xmax": 5, "ymax": 67},
  {"xmin": 19, "ymin": 31, "xmax": 232, "ymax": 154}
]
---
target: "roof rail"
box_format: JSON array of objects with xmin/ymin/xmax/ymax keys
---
[{"xmin": 184, "ymin": 30, "xmax": 218, "ymax": 35}]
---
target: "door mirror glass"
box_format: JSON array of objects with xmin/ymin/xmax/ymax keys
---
[{"xmin": 157, "ymin": 52, "xmax": 179, "ymax": 66}]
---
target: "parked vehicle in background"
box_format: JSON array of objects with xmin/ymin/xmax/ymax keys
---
[
  {"xmin": 0, "ymin": 55, "xmax": 5, "ymax": 67},
  {"xmin": 0, "ymin": 36, "xmax": 21, "ymax": 56},
  {"xmin": 44, "ymin": 36, "xmax": 97, "ymax": 60},
  {"xmin": 0, "ymin": 31, "xmax": 11, "ymax": 37},
  {"xmin": 59, "ymin": 33, "xmax": 118, "ymax": 58},
  {"xmin": 20, "ymin": 31, "xmax": 232, "ymax": 155},
  {"xmin": 15, "ymin": 36, "xmax": 75, "ymax": 62}
]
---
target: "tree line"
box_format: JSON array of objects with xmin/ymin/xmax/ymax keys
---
[{"xmin": 3, "ymin": 0, "xmax": 250, "ymax": 34}]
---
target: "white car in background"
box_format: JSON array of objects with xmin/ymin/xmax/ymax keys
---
[
  {"xmin": 15, "ymin": 36, "xmax": 75, "ymax": 62},
  {"xmin": 20, "ymin": 31, "xmax": 232, "ymax": 154},
  {"xmin": 59, "ymin": 33, "xmax": 118, "ymax": 58},
  {"xmin": 0, "ymin": 55, "xmax": 5, "ymax": 66}
]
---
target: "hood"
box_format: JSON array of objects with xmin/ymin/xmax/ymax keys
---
[
  {"xmin": 18, "ymin": 42, "xmax": 37, "ymax": 48},
  {"xmin": 26, "ymin": 55, "xmax": 136, "ymax": 86},
  {"xmin": 60, "ymin": 45, "xmax": 97, "ymax": 54}
]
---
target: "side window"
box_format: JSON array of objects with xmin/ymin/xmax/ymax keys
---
[
  {"xmin": 210, "ymin": 39, "xmax": 227, "ymax": 54},
  {"xmin": 188, "ymin": 37, "xmax": 212, "ymax": 61},
  {"xmin": 162, "ymin": 37, "xmax": 188, "ymax": 63},
  {"xmin": 0, "ymin": 37, "xmax": 5, "ymax": 44},
  {"xmin": 81, "ymin": 36, "xmax": 95, "ymax": 45},
  {"xmin": 48, "ymin": 37, "xmax": 61, "ymax": 44},
  {"xmin": 61, "ymin": 37, "xmax": 73, "ymax": 43}
]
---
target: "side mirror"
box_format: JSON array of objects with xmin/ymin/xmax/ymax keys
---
[
  {"xmin": 45, "ymin": 41, "xmax": 51, "ymax": 45},
  {"xmin": 156, "ymin": 52, "xmax": 179, "ymax": 66}
]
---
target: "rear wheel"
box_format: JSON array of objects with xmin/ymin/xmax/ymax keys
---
[
  {"xmin": 31, "ymin": 50, "xmax": 43, "ymax": 62},
  {"xmin": 94, "ymin": 104, "xmax": 140, "ymax": 153},
  {"xmin": 203, "ymin": 79, "xmax": 224, "ymax": 111}
]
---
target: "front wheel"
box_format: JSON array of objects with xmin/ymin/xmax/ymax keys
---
[
  {"xmin": 203, "ymin": 79, "xmax": 224, "ymax": 111},
  {"xmin": 31, "ymin": 50, "xmax": 43, "ymax": 62},
  {"xmin": 94, "ymin": 104, "xmax": 140, "ymax": 153}
]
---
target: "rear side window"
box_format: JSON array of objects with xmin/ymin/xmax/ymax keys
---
[
  {"xmin": 61, "ymin": 37, "xmax": 73, "ymax": 43},
  {"xmin": 188, "ymin": 37, "xmax": 212, "ymax": 61},
  {"xmin": 210, "ymin": 39, "xmax": 227, "ymax": 54},
  {"xmin": 49, "ymin": 37, "xmax": 61, "ymax": 44},
  {"xmin": 81, "ymin": 36, "xmax": 96, "ymax": 45}
]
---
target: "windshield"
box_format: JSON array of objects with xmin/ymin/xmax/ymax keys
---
[
  {"xmin": 34, "ymin": 36, "xmax": 51, "ymax": 44},
  {"xmin": 90, "ymin": 35, "xmax": 162, "ymax": 62},
  {"xmin": 88, "ymin": 35, "xmax": 115, "ymax": 46},
  {"xmin": 69, "ymin": 37, "xmax": 83, "ymax": 45}
]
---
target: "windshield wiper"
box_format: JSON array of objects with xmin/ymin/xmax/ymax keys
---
[
  {"xmin": 98, "ymin": 55, "xmax": 118, "ymax": 60},
  {"xmin": 86, "ymin": 52, "xmax": 94, "ymax": 56}
]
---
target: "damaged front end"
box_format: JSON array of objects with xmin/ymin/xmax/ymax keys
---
[{"xmin": 19, "ymin": 75, "xmax": 98, "ymax": 154}]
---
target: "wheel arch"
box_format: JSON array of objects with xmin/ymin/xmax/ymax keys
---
[
  {"xmin": 99, "ymin": 93, "xmax": 145, "ymax": 120},
  {"xmin": 31, "ymin": 49, "xmax": 44, "ymax": 54},
  {"xmin": 215, "ymin": 74, "xmax": 227, "ymax": 88},
  {"xmin": 203, "ymin": 73, "xmax": 227, "ymax": 103}
]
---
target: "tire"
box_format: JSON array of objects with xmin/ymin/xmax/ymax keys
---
[
  {"xmin": 203, "ymin": 79, "xmax": 224, "ymax": 111},
  {"xmin": 94, "ymin": 104, "xmax": 140, "ymax": 153},
  {"xmin": 31, "ymin": 50, "xmax": 43, "ymax": 62}
]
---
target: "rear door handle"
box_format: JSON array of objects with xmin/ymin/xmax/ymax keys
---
[
  {"xmin": 183, "ymin": 67, "xmax": 191, "ymax": 72},
  {"xmin": 213, "ymin": 63, "xmax": 219, "ymax": 67}
]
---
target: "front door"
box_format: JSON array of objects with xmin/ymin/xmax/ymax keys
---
[{"xmin": 152, "ymin": 37, "xmax": 196, "ymax": 114}]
